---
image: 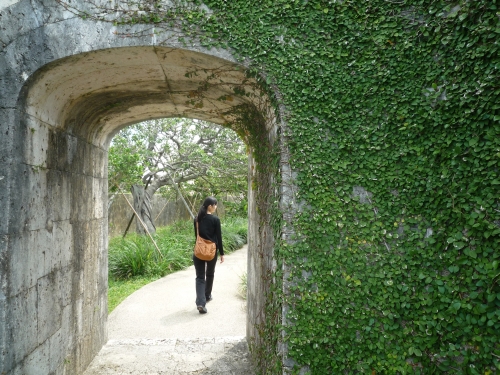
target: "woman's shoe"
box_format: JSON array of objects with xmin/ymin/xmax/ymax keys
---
[{"xmin": 197, "ymin": 305, "xmax": 207, "ymax": 314}]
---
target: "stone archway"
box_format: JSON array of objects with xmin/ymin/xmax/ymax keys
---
[{"xmin": 0, "ymin": 9, "xmax": 282, "ymax": 373}]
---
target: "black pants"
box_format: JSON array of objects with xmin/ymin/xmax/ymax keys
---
[{"xmin": 193, "ymin": 253, "xmax": 217, "ymax": 307}]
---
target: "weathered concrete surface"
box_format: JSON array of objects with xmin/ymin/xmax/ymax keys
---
[
  {"xmin": 84, "ymin": 247, "xmax": 252, "ymax": 374},
  {"xmin": 0, "ymin": 0, "xmax": 22, "ymax": 11},
  {"xmin": 0, "ymin": 0, "xmax": 280, "ymax": 373},
  {"xmin": 107, "ymin": 195, "xmax": 227, "ymax": 238},
  {"xmin": 83, "ymin": 337, "xmax": 253, "ymax": 375}
]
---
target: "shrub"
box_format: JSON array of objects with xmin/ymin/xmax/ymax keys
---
[{"xmin": 223, "ymin": 232, "xmax": 245, "ymax": 252}]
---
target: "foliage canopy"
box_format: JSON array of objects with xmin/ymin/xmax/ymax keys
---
[{"xmin": 109, "ymin": 118, "xmax": 248, "ymax": 204}]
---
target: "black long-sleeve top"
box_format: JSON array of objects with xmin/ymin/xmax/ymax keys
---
[{"xmin": 194, "ymin": 214, "xmax": 224, "ymax": 255}]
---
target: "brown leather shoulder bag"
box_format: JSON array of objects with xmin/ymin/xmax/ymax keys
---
[{"xmin": 194, "ymin": 221, "xmax": 216, "ymax": 261}]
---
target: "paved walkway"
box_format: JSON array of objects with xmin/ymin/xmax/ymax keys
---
[{"xmin": 84, "ymin": 246, "xmax": 254, "ymax": 374}]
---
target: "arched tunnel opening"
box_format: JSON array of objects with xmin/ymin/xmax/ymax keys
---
[
  {"xmin": 105, "ymin": 116, "xmax": 249, "ymax": 308},
  {"xmin": 4, "ymin": 46, "xmax": 281, "ymax": 374}
]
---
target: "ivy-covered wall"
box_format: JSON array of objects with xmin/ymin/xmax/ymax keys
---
[
  {"xmin": 53, "ymin": 0, "xmax": 499, "ymax": 373},
  {"xmin": 193, "ymin": 0, "xmax": 499, "ymax": 373}
]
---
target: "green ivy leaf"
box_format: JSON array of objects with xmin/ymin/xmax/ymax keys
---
[{"xmin": 449, "ymin": 302, "xmax": 462, "ymax": 313}]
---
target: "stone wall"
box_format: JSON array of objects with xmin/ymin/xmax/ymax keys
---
[
  {"xmin": 107, "ymin": 195, "xmax": 227, "ymax": 238},
  {"xmin": 0, "ymin": 1, "xmax": 281, "ymax": 373},
  {"xmin": 108, "ymin": 195, "xmax": 191, "ymax": 238}
]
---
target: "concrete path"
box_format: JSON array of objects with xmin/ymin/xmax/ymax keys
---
[{"xmin": 84, "ymin": 246, "xmax": 254, "ymax": 374}]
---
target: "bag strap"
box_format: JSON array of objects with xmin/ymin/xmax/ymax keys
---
[{"xmin": 195, "ymin": 220, "xmax": 199, "ymax": 236}]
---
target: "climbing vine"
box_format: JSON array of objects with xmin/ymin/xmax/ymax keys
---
[{"xmin": 59, "ymin": 0, "xmax": 500, "ymax": 373}]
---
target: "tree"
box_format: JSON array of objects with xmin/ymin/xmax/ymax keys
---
[{"xmin": 109, "ymin": 118, "xmax": 248, "ymax": 234}]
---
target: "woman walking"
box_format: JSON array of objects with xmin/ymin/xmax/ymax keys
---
[{"xmin": 193, "ymin": 197, "xmax": 224, "ymax": 314}]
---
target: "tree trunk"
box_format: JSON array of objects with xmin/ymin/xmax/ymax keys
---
[
  {"xmin": 145, "ymin": 173, "xmax": 198, "ymax": 220},
  {"xmin": 131, "ymin": 184, "xmax": 156, "ymax": 235}
]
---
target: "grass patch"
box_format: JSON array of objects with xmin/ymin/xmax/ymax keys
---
[
  {"xmin": 108, "ymin": 217, "xmax": 247, "ymax": 313},
  {"xmin": 108, "ymin": 276, "xmax": 158, "ymax": 313}
]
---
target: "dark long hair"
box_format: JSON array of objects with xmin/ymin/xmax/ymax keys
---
[{"xmin": 196, "ymin": 197, "xmax": 218, "ymax": 222}]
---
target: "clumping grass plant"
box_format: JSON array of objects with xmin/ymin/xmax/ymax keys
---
[
  {"xmin": 238, "ymin": 272, "xmax": 247, "ymax": 300},
  {"xmin": 222, "ymin": 216, "xmax": 248, "ymax": 252},
  {"xmin": 108, "ymin": 216, "xmax": 248, "ymax": 312}
]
